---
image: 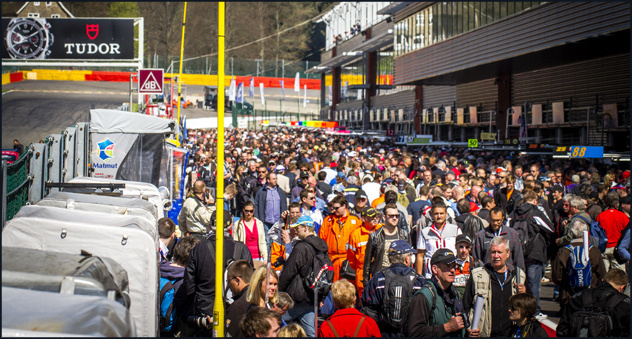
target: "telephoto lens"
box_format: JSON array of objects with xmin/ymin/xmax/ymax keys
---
[{"xmin": 187, "ymin": 315, "xmax": 211, "ymax": 328}]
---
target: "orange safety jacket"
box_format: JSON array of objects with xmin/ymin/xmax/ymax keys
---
[
  {"xmin": 371, "ymin": 194, "xmax": 385, "ymax": 208},
  {"xmin": 270, "ymin": 241, "xmax": 285, "ymax": 274},
  {"xmin": 347, "ymin": 222, "xmax": 382, "ymax": 296},
  {"xmin": 319, "ymin": 212, "xmax": 362, "ymax": 282}
]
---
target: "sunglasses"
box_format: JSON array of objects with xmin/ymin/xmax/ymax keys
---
[
  {"xmin": 258, "ymin": 170, "xmax": 267, "ymax": 173},
  {"xmin": 244, "ymin": 209, "xmax": 254, "ymax": 213},
  {"xmin": 387, "ymin": 214, "xmax": 400, "ymax": 218}
]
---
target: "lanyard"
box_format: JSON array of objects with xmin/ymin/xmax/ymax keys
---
[{"xmin": 495, "ymin": 270, "xmax": 508, "ymax": 290}]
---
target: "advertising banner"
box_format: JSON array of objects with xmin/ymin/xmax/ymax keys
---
[{"xmin": 2, "ymin": 18, "xmax": 135, "ymax": 60}]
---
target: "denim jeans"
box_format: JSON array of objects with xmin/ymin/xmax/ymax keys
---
[
  {"xmin": 282, "ymin": 303, "xmax": 316, "ymax": 337},
  {"xmin": 526, "ymin": 261, "xmax": 545, "ymax": 312}
]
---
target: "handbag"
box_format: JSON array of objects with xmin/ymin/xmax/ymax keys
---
[{"xmin": 339, "ymin": 259, "xmax": 356, "ymax": 281}]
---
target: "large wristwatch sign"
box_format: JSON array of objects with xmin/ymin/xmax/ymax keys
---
[{"xmin": 2, "ymin": 18, "xmax": 134, "ymax": 60}]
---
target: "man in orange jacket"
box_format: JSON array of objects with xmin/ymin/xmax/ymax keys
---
[
  {"xmin": 347, "ymin": 207, "xmax": 382, "ymax": 297},
  {"xmin": 319, "ymin": 195, "xmax": 362, "ymax": 282}
]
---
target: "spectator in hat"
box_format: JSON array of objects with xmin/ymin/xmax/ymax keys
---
[
  {"xmin": 278, "ymin": 215, "xmax": 329, "ymax": 337},
  {"xmin": 347, "ymin": 207, "xmax": 383, "ymax": 297},
  {"xmin": 332, "ymin": 171, "xmax": 346, "ymax": 194},
  {"xmin": 350, "ymin": 189, "xmax": 369, "ymax": 218},
  {"xmin": 395, "ymin": 179, "xmax": 411, "ymax": 208},
  {"xmin": 291, "ymin": 171, "xmax": 310, "ymax": 202},
  {"xmin": 407, "ymin": 248, "xmax": 474, "ymax": 337},
  {"xmin": 361, "ymin": 239, "xmax": 425, "ymax": 336},
  {"xmin": 454, "ymin": 234, "xmax": 483, "ymax": 295},
  {"xmin": 320, "ymin": 195, "xmax": 362, "ymax": 282}
]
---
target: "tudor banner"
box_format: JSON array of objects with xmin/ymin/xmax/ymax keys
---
[{"xmin": 2, "ymin": 18, "xmax": 134, "ymax": 60}]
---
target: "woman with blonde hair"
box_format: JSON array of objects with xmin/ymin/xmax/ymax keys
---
[
  {"xmin": 317, "ymin": 279, "xmax": 381, "ymax": 337},
  {"xmin": 246, "ymin": 266, "xmax": 279, "ymax": 308},
  {"xmin": 277, "ymin": 323, "xmax": 307, "ymax": 337}
]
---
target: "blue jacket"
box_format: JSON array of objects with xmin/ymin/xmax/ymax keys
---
[{"xmin": 254, "ymin": 185, "xmax": 287, "ymax": 224}]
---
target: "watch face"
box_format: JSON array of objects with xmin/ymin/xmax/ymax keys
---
[{"xmin": 5, "ymin": 19, "xmax": 51, "ymax": 59}]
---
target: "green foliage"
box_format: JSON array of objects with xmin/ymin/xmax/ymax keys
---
[{"xmin": 108, "ymin": 2, "xmax": 140, "ymax": 18}]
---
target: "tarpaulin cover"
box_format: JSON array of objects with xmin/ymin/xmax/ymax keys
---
[
  {"xmin": 2, "ymin": 286, "xmax": 136, "ymax": 336},
  {"xmin": 68, "ymin": 177, "xmax": 165, "ymax": 220},
  {"xmin": 38, "ymin": 191, "xmax": 157, "ymax": 224},
  {"xmin": 89, "ymin": 109, "xmax": 174, "ymax": 134},
  {"xmin": 3, "ymin": 206, "xmax": 159, "ymax": 337},
  {"xmin": 14, "ymin": 205, "xmax": 158, "ymax": 243}
]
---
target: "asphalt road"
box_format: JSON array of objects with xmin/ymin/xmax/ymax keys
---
[
  {"xmin": 2, "ymin": 80, "xmax": 129, "ymax": 149},
  {"xmin": 2, "ymin": 80, "xmax": 321, "ymax": 149}
]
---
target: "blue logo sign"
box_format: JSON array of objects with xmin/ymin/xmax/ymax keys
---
[{"xmin": 97, "ymin": 138, "xmax": 115, "ymax": 161}]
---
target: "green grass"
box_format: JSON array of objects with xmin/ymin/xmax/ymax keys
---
[{"xmin": 2, "ymin": 89, "xmax": 10, "ymax": 94}]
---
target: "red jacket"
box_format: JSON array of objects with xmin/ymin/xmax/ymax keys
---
[{"xmin": 318, "ymin": 308, "xmax": 381, "ymax": 337}]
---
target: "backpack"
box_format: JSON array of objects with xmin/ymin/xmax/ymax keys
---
[
  {"xmin": 380, "ymin": 269, "xmax": 417, "ymax": 332},
  {"xmin": 565, "ymin": 244, "xmax": 592, "ymax": 291},
  {"xmin": 326, "ymin": 316, "xmax": 367, "ymax": 337},
  {"xmin": 613, "ymin": 225, "xmax": 630, "ymax": 264},
  {"xmin": 159, "ymin": 277, "xmax": 177, "ymax": 333},
  {"xmin": 569, "ymin": 289, "xmax": 627, "ymax": 337},
  {"xmin": 397, "ymin": 193, "xmax": 410, "ymax": 208},
  {"xmin": 576, "ymin": 215, "xmax": 608, "ymax": 253},
  {"xmin": 512, "ymin": 214, "xmax": 535, "ymax": 256},
  {"xmin": 300, "ymin": 242, "xmax": 334, "ymax": 302}
]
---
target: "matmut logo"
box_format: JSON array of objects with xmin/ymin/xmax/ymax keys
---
[
  {"xmin": 86, "ymin": 24, "xmax": 99, "ymax": 40},
  {"xmin": 97, "ymin": 138, "xmax": 115, "ymax": 161}
]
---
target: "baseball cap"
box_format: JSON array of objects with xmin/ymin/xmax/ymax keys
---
[
  {"xmin": 397, "ymin": 179, "xmax": 406, "ymax": 188},
  {"xmin": 456, "ymin": 234, "xmax": 473, "ymax": 245},
  {"xmin": 355, "ymin": 189, "xmax": 368, "ymax": 200},
  {"xmin": 431, "ymin": 248, "xmax": 458, "ymax": 265},
  {"xmin": 275, "ymin": 165, "xmax": 285, "ymax": 172},
  {"xmin": 337, "ymin": 171, "xmax": 346, "ymax": 178},
  {"xmin": 290, "ymin": 215, "xmax": 315, "ymax": 228},
  {"xmin": 361, "ymin": 207, "xmax": 378, "ymax": 218},
  {"xmin": 388, "ymin": 240, "xmax": 415, "ymax": 255},
  {"xmin": 380, "ymin": 182, "xmax": 389, "ymax": 194},
  {"xmin": 348, "ymin": 151, "xmax": 357, "ymax": 157},
  {"xmin": 469, "ymin": 202, "xmax": 480, "ymax": 213},
  {"xmin": 623, "ymin": 170, "xmax": 630, "ymax": 179},
  {"xmin": 300, "ymin": 171, "xmax": 310, "ymax": 179}
]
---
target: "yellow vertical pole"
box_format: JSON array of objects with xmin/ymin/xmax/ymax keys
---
[
  {"xmin": 213, "ymin": 2, "xmax": 226, "ymax": 337},
  {"xmin": 176, "ymin": 2, "xmax": 187, "ymax": 141}
]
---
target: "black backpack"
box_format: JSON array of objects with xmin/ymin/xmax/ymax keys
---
[
  {"xmin": 300, "ymin": 242, "xmax": 334, "ymax": 302},
  {"xmin": 569, "ymin": 289, "xmax": 627, "ymax": 337},
  {"xmin": 380, "ymin": 268, "xmax": 418, "ymax": 332}
]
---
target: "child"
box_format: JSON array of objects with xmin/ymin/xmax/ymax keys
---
[{"xmin": 508, "ymin": 293, "xmax": 549, "ymax": 337}]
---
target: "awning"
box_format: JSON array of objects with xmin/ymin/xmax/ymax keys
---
[
  {"xmin": 377, "ymin": 2, "xmax": 417, "ymax": 15},
  {"xmin": 355, "ymin": 29, "xmax": 394, "ymax": 53},
  {"xmin": 305, "ymin": 53, "xmax": 362, "ymax": 74}
]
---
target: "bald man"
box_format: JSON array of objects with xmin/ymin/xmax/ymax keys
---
[{"xmin": 178, "ymin": 180, "xmax": 216, "ymax": 241}]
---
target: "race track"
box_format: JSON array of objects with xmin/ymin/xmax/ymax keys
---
[{"xmin": 2, "ymin": 80, "xmax": 130, "ymax": 149}]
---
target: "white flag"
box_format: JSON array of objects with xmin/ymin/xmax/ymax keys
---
[
  {"xmin": 280, "ymin": 80, "xmax": 285, "ymax": 101},
  {"xmin": 259, "ymin": 83, "xmax": 265, "ymax": 106},
  {"xmin": 229, "ymin": 76, "xmax": 236, "ymax": 102},
  {"xmin": 294, "ymin": 72, "xmax": 300, "ymax": 92},
  {"xmin": 303, "ymin": 84, "xmax": 307, "ymax": 108}
]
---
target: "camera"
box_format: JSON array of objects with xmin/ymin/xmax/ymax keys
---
[
  {"xmin": 187, "ymin": 315, "xmax": 211, "ymax": 328},
  {"xmin": 273, "ymin": 257, "xmax": 285, "ymax": 268}
]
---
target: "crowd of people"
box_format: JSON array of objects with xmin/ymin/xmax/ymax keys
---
[{"xmin": 157, "ymin": 127, "xmax": 630, "ymax": 337}]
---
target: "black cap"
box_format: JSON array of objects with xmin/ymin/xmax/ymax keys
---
[
  {"xmin": 355, "ymin": 189, "xmax": 368, "ymax": 200},
  {"xmin": 456, "ymin": 234, "xmax": 473, "ymax": 245},
  {"xmin": 300, "ymin": 171, "xmax": 309, "ymax": 179},
  {"xmin": 431, "ymin": 248, "xmax": 458, "ymax": 265},
  {"xmin": 210, "ymin": 209, "xmax": 232, "ymax": 230},
  {"xmin": 397, "ymin": 179, "xmax": 406, "ymax": 187},
  {"xmin": 361, "ymin": 207, "xmax": 378, "ymax": 218}
]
